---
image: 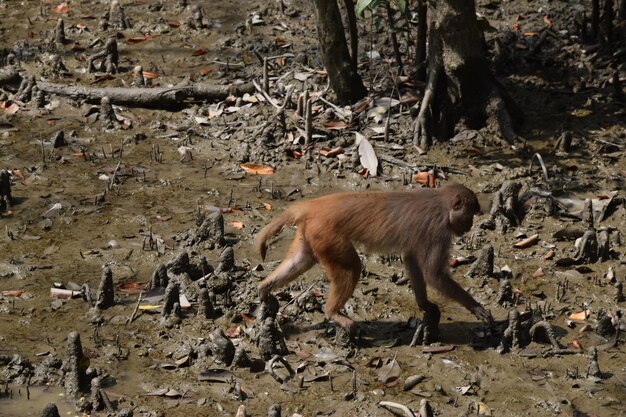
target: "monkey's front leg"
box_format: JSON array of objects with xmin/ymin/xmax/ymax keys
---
[
  {"xmin": 429, "ymin": 271, "xmax": 494, "ymax": 325},
  {"xmin": 405, "ymin": 255, "xmax": 441, "ymax": 345}
]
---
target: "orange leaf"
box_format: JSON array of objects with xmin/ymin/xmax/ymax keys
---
[
  {"xmin": 117, "ymin": 282, "xmax": 148, "ymax": 295},
  {"xmin": 568, "ymin": 310, "xmax": 589, "ymax": 322},
  {"xmin": 229, "ymin": 221, "xmax": 244, "ymax": 229},
  {"xmin": 413, "ymin": 171, "xmax": 435, "ymax": 187},
  {"xmin": 543, "ymin": 15, "xmax": 552, "ymax": 26},
  {"xmin": 513, "ymin": 234, "xmax": 539, "ymax": 248},
  {"xmin": 319, "ymin": 146, "xmax": 344, "ymax": 157},
  {"xmin": 127, "ymin": 37, "xmax": 148, "ymax": 44},
  {"xmin": 224, "ymin": 326, "xmax": 241, "ymax": 337},
  {"xmin": 192, "ymin": 49, "xmax": 208, "ymax": 56},
  {"xmin": 240, "ymin": 313, "xmax": 255, "ymax": 325},
  {"xmin": 11, "ymin": 169, "xmax": 25, "ymax": 181},
  {"xmin": 568, "ymin": 340, "xmax": 583, "ymax": 350},
  {"xmin": 167, "ymin": 21, "xmax": 181, "ymax": 28},
  {"xmin": 323, "ymin": 119, "xmax": 349, "ymax": 131},
  {"xmin": 142, "ymin": 71, "xmax": 158, "ymax": 79},
  {"xmin": 262, "ymin": 202, "xmax": 272, "ymax": 211},
  {"xmin": 54, "ymin": 2, "xmax": 69, "ymax": 14},
  {"xmin": 4, "ymin": 102, "xmax": 19, "ymax": 115},
  {"xmin": 2, "ymin": 290, "xmax": 25, "ymax": 297},
  {"xmin": 240, "ymin": 163, "xmax": 274, "ymax": 175}
]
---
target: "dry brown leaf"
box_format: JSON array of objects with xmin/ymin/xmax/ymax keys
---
[
  {"xmin": 192, "ymin": 49, "xmax": 208, "ymax": 56},
  {"xmin": 2, "ymin": 290, "xmax": 25, "ymax": 297},
  {"xmin": 568, "ymin": 310, "xmax": 590, "ymax": 322},
  {"xmin": 240, "ymin": 163, "xmax": 274, "ymax": 175},
  {"xmin": 377, "ymin": 358, "xmax": 401, "ymax": 385},
  {"xmin": 229, "ymin": 221, "xmax": 244, "ymax": 229},
  {"xmin": 413, "ymin": 171, "xmax": 435, "ymax": 187},
  {"xmin": 262, "ymin": 202, "xmax": 272, "ymax": 211},
  {"xmin": 323, "ymin": 119, "xmax": 349, "ymax": 131},
  {"xmin": 54, "ymin": 2, "xmax": 69, "ymax": 14}
]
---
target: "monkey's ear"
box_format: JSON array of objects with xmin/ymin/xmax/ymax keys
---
[{"xmin": 452, "ymin": 194, "xmax": 464, "ymax": 211}]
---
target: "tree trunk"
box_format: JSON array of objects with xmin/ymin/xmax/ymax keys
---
[
  {"xmin": 414, "ymin": 0, "xmax": 522, "ymax": 148},
  {"xmin": 313, "ymin": 0, "xmax": 367, "ymax": 104}
]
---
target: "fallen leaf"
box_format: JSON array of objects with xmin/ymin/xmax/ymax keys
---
[
  {"xmin": 2, "ymin": 290, "xmax": 25, "ymax": 297},
  {"xmin": 568, "ymin": 310, "xmax": 589, "ymax": 322},
  {"xmin": 167, "ymin": 21, "xmax": 181, "ymax": 28},
  {"xmin": 142, "ymin": 71, "xmax": 158, "ymax": 79},
  {"xmin": 262, "ymin": 202, "xmax": 272, "ymax": 211},
  {"xmin": 413, "ymin": 171, "xmax": 435, "ymax": 187},
  {"xmin": 569, "ymin": 340, "xmax": 583, "ymax": 350},
  {"xmin": 224, "ymin": 326, "xmax": 241, "ymax": 337},
  {"xmin": 54, "ymin": 2, "xmax": 69, "ymax": 14},
  {"xmin": 377, "ymin": 358, "xmax": 401, "ymax": 385},
  {"xmin": 127, "ymin": 36, "xmax": 149, "ymax": 44},
  {"xmin": 240, "ymin": 163, "xmax": 274, "ymax": 175},
  {"xmin": 513, "ymin": 234, "xmax": 539, "ymax": 248},
  {"xmin": 229, "ymin": 221, "xmax": 244, "ymax": 229},
  {"xmin": 532, "ymin": 267, "xmax": 544, "ymax": 277},
  {"xmin": 192, "ymin": 49, "xmax": 208, "ymax": 56},
  {"xmin": 319, "ymin": 147, "xmax": 344, "ymax": 157},
  {"xmin": 543, "ymin": 15, "xmax": 552, "ymax": 26},
  {"xmin": 4, "ymin": 102, "xmax": 20, "ymax": 115},
  {"xmin": 323, "ymin": 119, "xmax": 348, "ymax": 131},
  {"xmin": 355, "ymin": 132, "xmax": 378, "ymax": 177},
  {"xmin": 198, "ymin": 369, "xmax": 235, "ymax": 383},
  {"xmin": 117, "ymin": 282, "xmax": 148, "ymax": 295}
]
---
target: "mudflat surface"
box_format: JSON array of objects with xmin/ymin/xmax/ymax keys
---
[{"xmin": 0, "ymin": 1, "xmax": 625, "ymax": 416}]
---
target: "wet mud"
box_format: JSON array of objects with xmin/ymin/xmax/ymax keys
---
[{"xmin": 1, "ymin": 0, "xmax": 625, "ymax": 416}]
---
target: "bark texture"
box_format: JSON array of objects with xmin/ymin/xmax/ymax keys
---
[
  {"xmin": 415, "ymin": 0, "xmax": 522, "ymax": 148},
  {"xmin": 314, "ymin": 0, "xmax": 367, "ymax": 104}
]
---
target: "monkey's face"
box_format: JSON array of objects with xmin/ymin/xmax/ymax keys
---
[{"xmin": 449, "ymin": 191, "xmax": 481, "ymax": 236}]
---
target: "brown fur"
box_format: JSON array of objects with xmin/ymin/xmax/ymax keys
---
[{"xmin": 256, "ymin": 183, "xmax": 492, "ymax": 336}]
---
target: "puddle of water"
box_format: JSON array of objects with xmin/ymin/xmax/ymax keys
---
[{"xmin": 0, "ymin": 385, "xmax": 77, "ymax": 417}]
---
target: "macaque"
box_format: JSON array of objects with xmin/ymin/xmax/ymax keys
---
[{"xmin": 256, "ymin": 183, "xmax": 493, "ymax": 342}]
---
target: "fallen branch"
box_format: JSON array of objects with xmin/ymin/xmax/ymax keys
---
[{"xmin": 0, "ymin": 72, "xmax": 256, "ymax": 108}]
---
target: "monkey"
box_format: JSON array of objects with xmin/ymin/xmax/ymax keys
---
[{"xmin": 255, "ymin": 183, "xmax": 493, "ymax": 343}]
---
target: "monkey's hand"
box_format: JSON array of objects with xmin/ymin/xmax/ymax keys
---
[{"xmin": 471, "ymin": 304, "xmax": 494, "ymax": 326}]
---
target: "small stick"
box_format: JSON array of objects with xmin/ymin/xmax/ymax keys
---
[
  {"xmin": 127, "ymin": 293, "xmax": 143, "ymax": 325},
  {"xmin": 304, "ymin": 93, "xmax": 312, "ymax": 146},
  {"xmin": 263, "ymin": 57, "xmax": 269, "ymax": 94}
]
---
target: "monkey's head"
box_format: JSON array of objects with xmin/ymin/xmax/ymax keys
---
[{"xmin": 444, "ymin": 184, "xmax": 481, "ymax": 236}]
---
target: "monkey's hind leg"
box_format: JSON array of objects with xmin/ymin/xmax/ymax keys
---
[
  {"xmin": 258, "ymin": 228, "xmax": 315, "ymax": 305},
  {"xmin": 314, "ymin": 241, "xmax": 361, "ymax": 339}
]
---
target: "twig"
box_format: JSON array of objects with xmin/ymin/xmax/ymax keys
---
[
  {"xmin": 126, "ymin": 293, "xmax": 143, "ymax": 325},
  {"xmin": 279, "ymin": 280, "xmax": 319, "ymax": 313}
]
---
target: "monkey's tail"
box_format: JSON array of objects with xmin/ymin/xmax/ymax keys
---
[{"xmin": 255, "ymin": 206, "xmax": 302, "ymax": 261}]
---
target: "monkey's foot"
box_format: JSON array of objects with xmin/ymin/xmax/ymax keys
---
[{"xmin": 410, "ymin": 307, "xmax": 441, "ymax": 346}]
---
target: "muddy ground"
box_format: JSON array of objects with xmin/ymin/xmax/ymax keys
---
[{"xmin": 0, "ymin": 0, "xmax": 625, "ymax": 416}]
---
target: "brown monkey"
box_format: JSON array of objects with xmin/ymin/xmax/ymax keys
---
[{"xmin": 256, "ymin": 183, "xmax": 492, "ymax": 342}]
